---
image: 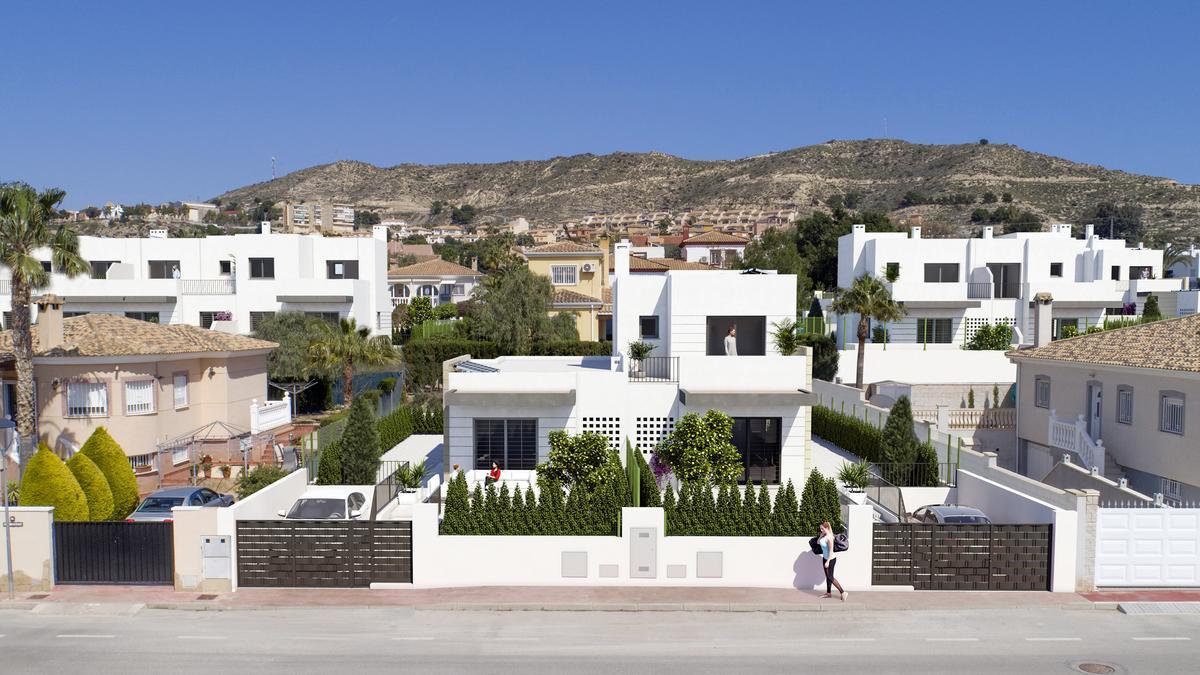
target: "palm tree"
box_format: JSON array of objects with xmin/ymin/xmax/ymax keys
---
[
  {"xmin": 1163, "ymin": 243, "xmax": 1194, "ymax": 278},
  {"xmin": 0, "ymin": 184, "xmax": 89, "ymax": 457},
  {"xmin": 831, "ymin": 274, "xmax": 906, "ymax": 389},
  {"xmin": 307, "ymin": 317, "xmax": 396, "ymax": 405}
]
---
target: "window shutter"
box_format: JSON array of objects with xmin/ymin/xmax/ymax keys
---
[
  {"xmin": 125, "ymin": 380, "xmax": 155, "ymax": 415},
  {"xmin": 173, "ymin": 374, "xmax": 188, "ymax": 408}
]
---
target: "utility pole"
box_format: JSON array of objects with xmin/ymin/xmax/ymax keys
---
[{"xmin": 2, "ymin": 418, "xmax": 16, "ymax": 600}]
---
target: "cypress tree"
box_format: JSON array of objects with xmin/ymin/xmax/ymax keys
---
[
  {"xmin": 772, "ymin": 479, "xmax": 801, "ymax": 536},
  {"xmin": 563, "ymin": 485, "xmax": 585, "ymax": 536},
  {"xmin": 440, "ymin": 472, "xmax": 469, "ymax": 534},
  {"xmin": 522, "ymin": 485, "xmax": 537, "ymax": 535},
  {"xmin": 715, "ymin": 483, "xmax": 736, "ymax": 536},
  {"xmin": 635, "ymin": 449, "xmax": 661, "ymax": 507},
  {"xmin": 540, "ymin": 479, "xmax": 565, "ymax": 535},
  {"xmin": 674, "ymin": 483, "xmax": 692, "ymax": 535},
  {"xmin": 20, "ymin": 444, "xmax": 89, "ymax": 522},
  {"xmin": 79, "ymin": 427, "xmax": 139, "ymax": 519},
  {"xmin": 881, "ymin": 395, "xmax": 920, "ymax": 472},
  {"xmin": 662, "ymin": 484, "xmax": 677, "ymax": 535},
  {"xmin": 798, "ymin": 469, "xmax": 826, "ymax": 536},
  {"xmin": 754, "ymin": 480, "xmax": 772, "ymax": 536},
  {"xmin": 338, "ymin": 396, "xmax": 381, "ymax": 485},
  {"xmin": 497, "ymin": 483, "xmax": 513, "ymax": 535},
  {"xmin": 694, "ymin": 483, "xmax": 717, "ymax": 536},
  {"xmin": 483, "ymin": 483, "xmax": 500, "ymax": 535},
  {"xmin": 66, "ymin": 452, "xmax": 114, "ymax": 522},
  {"xmin": 823, "ymin": 477, "xmax": 844, "ymax": 533},
  {"xmin": 741, "ymin": 481, "xmax": 757, "ymax": 535},
  {"xmin": 468, "ymin": 482, "xmax": 485, "ymax": 534}
]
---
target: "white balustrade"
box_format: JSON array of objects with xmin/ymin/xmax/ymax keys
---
[
  {"xmin": 250, "ymin": 393, "xmax": 292, "ymax": 433},
  {"xmin": 179, "ymin": 278, "xmax": 236, "ymax": 295},
  {"xmin": 1047, "ymin": 410, "xmax": 1106, "ymax": 473}
]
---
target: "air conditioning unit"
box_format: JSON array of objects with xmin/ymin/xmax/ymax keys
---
[{"xmin": 582, "ymin": 263, "xmax": 595, "ymax": 272}]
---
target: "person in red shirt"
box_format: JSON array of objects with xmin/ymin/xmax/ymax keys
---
[{"xmin": 486, "ymin": 462, "xmax": 501, "ymax": 486}]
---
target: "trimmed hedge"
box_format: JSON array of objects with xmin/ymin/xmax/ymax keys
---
[
  {"xmin": 80, "ymin": 427, "xmax": 140, "ymax": 519},
  {"xmin": 404, "ymin": 338, "xmax": 612, "ymax": 388},
  {"xmin": 663, "ymin": 471, "xmax": 841, "ymax": 537},
  {"xmin": 20, "ymin": 444, "xmax": 89, "ymax": 521},
  {"xmin": 66, "ymin": 452, "xmax": 115, "ymax": 521},
  {"xmin": 812, "ymin": 405, "xmax": 884, "ymax": 464}
]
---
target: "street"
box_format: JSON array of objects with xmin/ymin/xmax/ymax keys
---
[{"xmin": 1, "ymin": 606, "xmax": 1197, "ymax": 674}]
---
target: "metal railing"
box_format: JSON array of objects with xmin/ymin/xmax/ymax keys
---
[
  {"xmin": 0, "ymin": 279, "xmax": 10, "ymax": 295},
  {"xmin": 871, "ymin": 462, "xmax": 957, "ymax": 487},
  {"xmin": 967, "ymin": 282, "xmax": 992, "ymax": 299},
  {"xmin": 179, "ymin": 278, "xmax": 235, "ymax": 295},
  {"xmin": 371, "ymin": 460, "xmax": 408, "ymax": 519},
  {"xmin": 862, "ymin": 472, "xmax": 906, "ymax": 522},
  {"xmin": 629, "ymin": 356, "xmax": 679, "ymax": 383}
]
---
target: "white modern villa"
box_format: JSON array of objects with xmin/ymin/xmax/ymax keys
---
[
  {"xmin": 0, "ymin": 224, "xmax": 392, "ymax": 336},
  {"xmin": 832, "ymin": 223, "xmax": 1183, "ymax": 349},
  {"xmin": 441, "ymin": 240, "xmax": 815, "ymax": 488}
]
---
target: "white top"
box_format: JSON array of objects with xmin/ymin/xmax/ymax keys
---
[{"xmin": 724, "ymin": 335, "xmax": 737, "ymax": 355}]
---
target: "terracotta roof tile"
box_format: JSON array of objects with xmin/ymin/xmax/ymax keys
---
[
  {"xmin": 388, "ymin": 257, "xmax": 480, "ymax": 277},
  {"xmin": 613, "ymin": 257, "xmax": 718, "ymax": 272},
  {"xmin": 552, "ymin": 289, "xmax": 603, "ymax": 306},
  {"xmin": 523, "ymin": 241, "xmax": 601, "ymax": 255},
  {"xmin": 1006, "ymin": 314, "xmax": 1200, "ymax": 373},
  {"xmin": 0, "ymin": 314, "xmax": 277, "ymax": 359},
  {"xmin": 680, "ymin": 231, "xmax": 750, "ymax": 246},
  {"xmin": 600, "ymin": 287, "xmax": 613, "ymax": 315}
]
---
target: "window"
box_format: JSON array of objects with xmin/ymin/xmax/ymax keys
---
[
  {"xmin": 125, "ymin": 311, "xmax": 160, "ymax": 323},
  {"xmin": 1049, "ymin": 262, "xmax": 1063, "ymax": 278},
  {"xmin": 706, "ymin": 316, "xmax": 767, "ymax": 356},
  {"xmin": 90, "ymin": 260, "xmax": 117, "ymax": 278},
  {"xmin": 173, "ymin": 373, "xmax": 188, "ymax": 409},
  {"xmin": 473, "ymin": 419, "xmax": 537, "ymax": 470},
  {"xmin": 418, "ymin": 284, "xmax": 437, "ymax": 297},
  {"xmin": 1116, "ymin": 386, "xmax": 1133, "ymax": 425},
  {"xmin": 199, "ymin": 311, "xmax": 217, "ymax": 329},
  {"xmin": 639, "ymin": 315, "xmax": 659, "ymax": 339},
  {"xmin": 1, "ymin": 312, "xmax": 12, "ymax": 329},
  {"xmin": 1034, "ymin": 376, "xmax": 1050, "ymax": 409},
  {"xmin": 148, "ymin": 260, "xmax": 180, "ymax": 279},
  {"xmin": 249, "ymin": 311, "xmax": 275, "ymax": 332},
  {"xmin": 450, "ymin": 284, "xmax": 466, "ymax": 296},
  {"xmin": 923, "ymin": 263, "xmax": 960, "ymax": 283},
  {"xmin": 916, "ymin": 318, "xmax": 953, "ymax": 343},
  {"xmin": 67, "ymin": 381, "xmax": 108, "ymax": 417},
  {"xmin": 1160, "ymin": 391, "xmax": 1185, "ymax": 435},
  {"xmin": 550, "ymin": 265, "xmax": 578, "ymax": 285},
  {"xmin": 326, "ymin": 260, "xmax": 359, "ymax": 279},
  {"xmin": 885, "ymin": 262, "xmax": 900, "ymax": 279},
  {"xmin": 40, "ymin": 261, "xmax": 52, "ymax": 273},
  {"xmin": 128, "ymin": 453, "xmax": 154, "ymax": 472},
  {"xmin": 249, "ymin": 257, "xmax": 275, "ymax": 279},
  {"xmin": 732, "ymin": 417, "xmax": 782, "ymax": 484},
  {"xmin": 306, "ymin": 311, "xmax": 339, "ymax": 325},
  {"xmin": 1111, "ymin": 265, "xmax": 1120, "ymax": 281},
  {"xmin": 219, "ymin": 260, "xmax": 233, "ymax": 275},
  {"xmin": 1052, "ymin": 318, "xmax": 1080, "ymax": 340},
  {"xmin": 124, "ymin": 380, "xmax": 155, "ymax": 415},
  {"xmin": 1130, "ymin": 266, "xmax": 1153, "ymax": 280},
  {"xmin": 63, "ymin": 311, "xmax": 87, "ymax": 318}
]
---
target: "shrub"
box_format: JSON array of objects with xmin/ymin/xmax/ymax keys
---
[
  {"xmin": 80, "ymin": 427, "xmax": 139, "ymax": 519},
  {"xmin": 440, "ymin": 472, "xmax": 470, "ymax": 534},
  {"xmin": 237, "ymin": 464, "xmax": 289, "ymax": 499},
  {"xmin": 836, "ymin": 461, "xmax": 872, "ymax": 491},
  {"xmin": 656, "ymin": 410, "xmax": 743, "ymax": 485},
  {"xmin": 536, "ymin": 431, "xmax": 612, "ymax": 489},
  {"xmin": 812, "ymin": 405, "xmax": 885, "ymax": 463},
  {"xmin": 20, "ymin": 444, "xmax": 89, "ymax": 521},
  {"xmin": 965, "ymin": 323, "xmax": 1013, "ymax": 350},
  {"xmin": 66, "ymin": 452, "xmax": 114, "ymax": 521},
  {"xmin": 912, "ymin": 443, "xmax": 941, "ymax": 487},
  {"xmin": 316, "ymin": 440, "xmax": 342, "ymax": 485},
  {"xmin": 5, "ymin": 481, "xmax": 18, "ymax": 505},
  {"xmin": 339, "ymin": 397, "xmax": 380, "ymax": 485},
  {"xmin": 881, "ymin": 396, "xmax": 920, "ymax": 465},
  {"xmin": 634, "ymin": 447, "xmax": 660, "ymax": 507},
  {"xmin": 1142, "ymin": 295, "xmax": 1162, "ymax": 321},
  {"xmin": 433, "ymin": 303, "xmax": 458, "ymax": 320},
  {"xmin": 796, "ymin": 333, "xmax": 838, "ymax": 381}
]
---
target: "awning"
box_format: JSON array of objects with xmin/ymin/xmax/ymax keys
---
[
  {"xmin": 901, "ymin": 300, "xmax": 982, "ymax": 309},
  {"xmin": 679, "ymin": 389, "xmax": 818, "ymax": 408},
  {"xmin": 276, "ymin": 295, "xmax": 354, "ymax": 303},
  {"xmin": 1044, "ymin": 300, "xmax": 1124, "ymax": 309},
  {"xmin": 62, "ymin": 295, "xmax": 176, "ymax": 303},
  {"xmin": 445, "ymin": 389, "xmax": 576, "ymax": 407}
]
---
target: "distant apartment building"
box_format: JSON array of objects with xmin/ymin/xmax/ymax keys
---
[
  {"xmin": 0, "ymin": 224, "xmax": 392, "ymax": 336},
  {"xmin": 281, "ymin": 200, "xmax": 356, "ymax": 233}
]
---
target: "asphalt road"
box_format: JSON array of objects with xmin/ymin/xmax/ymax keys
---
[{"xmin": 1, "ymin": 605, "xmax": 1197, "ymax": 674}]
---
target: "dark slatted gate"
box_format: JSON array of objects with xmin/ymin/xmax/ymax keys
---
[
  {"xmin": 872, "ymin": 523, "xmax": 1051, "ymax": 590},
  {"xmin": 236, "ymin": 520, "xmax": 412, "ymax": 587},
  {"xmin": 53, "ymin": 522, "xmax": 175, "ymax": 584}
]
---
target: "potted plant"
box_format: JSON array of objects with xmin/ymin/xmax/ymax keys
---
[
  {"xmin": 837, "ymin": 461, "xmax": 872, "ymax": 493},
  {"xmin": 220, "ymin": 464, "xmax": 233, "ymax": 479},
  {"xmin": 628, "ymin": 340, "xmax": 654, "ymax": 375},
  {"xmin": 394, "ymin": 460, "xmax": 429, "ymax": 503},
  {"xmin": 198, "ymin": 454, "xmax": 214, "ymax": 478}
]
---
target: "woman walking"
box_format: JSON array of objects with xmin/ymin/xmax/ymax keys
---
[{"xmin": 819, "ymin": 521, "xmax": 847, "ymax": 601}]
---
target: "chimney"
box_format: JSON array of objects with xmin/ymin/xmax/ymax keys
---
[
  {"xmin": 1034, "ymin": 292, "xmax": 1053, "ymax": 348},
  {"xmin": 1085, "ymin": 223, "xmax": 1094, "ymax": 240},
  {"xmin": 851, "ymin": 223, "xmax": 866, "ymax": 235},
  {"xmin": 35, "ymin": 294, "xmax": 65, "ymax": 352},
  {"xmin": 682, "ymin": 224, "xmax": 691, "ymax": 241},
  {"xmin": 910, "ymin": 226, "xmax": 922, "ymax": 239},
  {"xmin": 260, "ymin": 221, "xmax": 272, "ymax": 235},
  {"xmin": 982, "ymin": 226, "xmax": 994, "ymax": 240},
  {"xmin": 470, "ymin": 257, "xmax": 478, "ymax": 272},
  {"xmin": 372, "ymin": 225, "xmax": 388, "ymax": 241},
  {"xmin": 614, "ymin": 239, "xmax": 631, "ymax": 278},
  {"xmin": 598, "ymin": 234, "xmax": 611, "ymax": 284}
]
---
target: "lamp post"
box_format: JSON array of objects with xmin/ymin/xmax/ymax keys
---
[{"xmin": 1, "ymin": 418, "xmax": 17, "ymax": 600}]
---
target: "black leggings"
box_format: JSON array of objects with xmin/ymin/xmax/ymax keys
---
[{"xmin": 824, "ymin": 558, "xmax": 837, "ymax": 594}]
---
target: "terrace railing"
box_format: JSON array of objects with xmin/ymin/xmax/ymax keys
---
[
  {"xmin": 871, "ymin": 462, "xmax": 957, "ymax": 487},
  {"xmin": 629, "ymin": 356, "xmax": 679, "ymax": 383},
  {"xmin": 179, "ymin": 278, "xmax": 235, "ymax": 295},
  {"xmin": 967, "ymin": 282, "xmax": 992, "ymax": 299}
]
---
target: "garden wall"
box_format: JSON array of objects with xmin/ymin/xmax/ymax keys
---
[
  {"xmin": 2, "ymin": 507, "xmax": 54, "ymax": 591},
  {"xmin": 404, "ymin": 503, "xmax": 876, "ymax": 590}
]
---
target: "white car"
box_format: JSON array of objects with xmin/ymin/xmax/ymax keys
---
[{"xmin": 278, "ymin": 486, "xmax": 374, "ymax": 520}]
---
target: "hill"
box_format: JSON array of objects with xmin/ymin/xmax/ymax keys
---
[{"xmin": 216, "ymin": 140, "xmax": 1200, "ymax": 241}]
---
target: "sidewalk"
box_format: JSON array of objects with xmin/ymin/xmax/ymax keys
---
[{"xmin": 0, "ymin": 585, "xmax": 1102, "ymax": 613}]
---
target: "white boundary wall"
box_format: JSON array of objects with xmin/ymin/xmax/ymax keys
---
[
  {"xmin": 835, "ymin": 346, "xmax": 1016, "ymax": 386},
  {"xmin": 406, "ymin": 503, "xmax": 875, "ymax": 590}
]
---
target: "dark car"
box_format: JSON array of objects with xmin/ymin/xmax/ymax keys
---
[{"xmin": 126, "ymin": 486, "xmax": 234, "ymax": 522}]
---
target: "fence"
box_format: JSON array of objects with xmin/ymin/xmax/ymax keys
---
[
  {"xmin": 250, "ymin": 394, "xmax": 292, "ymax": 433},
  {"xmin": 913, "ymin": 407, "xmax": 1015, "ymax": 429},
  {"xmin": 409, "ymin": 319, "xmax": 459, "ymax": 341},
  {"xmin": 235, "ymin": 520, "xmax": 413, "ymax": 587},
  {"xmin": 54, "ymin": 521, "xmax": 175, "ymax": 584},
  {"xmin": 629, "ymin": 356, "xmax": 679, "ymax": 382},
  {"xmin": 872, "ymin": 523, "xmax": 1052, "ymax": 590},
  {"xmin": 873, "ymin": 462, "xmax": 957, "ymax": 488}
]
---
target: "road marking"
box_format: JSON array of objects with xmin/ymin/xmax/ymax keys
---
[
  {"xmin": 1132, "ymin": 637, "xmax": 1190, "ymax": 641},
  {"xmin": 825, "ymin": 638, "xmax": 876, "ymax": 642},
  {"xmin": 292, "ymin": 636, "xmax": 352, "ymax": 642},
  {"xmin": 178, "ymin": 635, "xmax": 227, "ymax": 640},
  {"xmin": 393, "ymin": 637, "xmax": 436, "ymax": 641},
  {"xmin": 925, "ymin": 638, "xmax": 979, "ymax": 642},
  {"xmin": 1025, "ymin": 637, "xmax": 1081, "ymax": 642},
  {"xmin": 488, "ymin": 637, "xmax": 539, "ymax": 642},
  {"xmin": 56, "ymin": 634, "xmax": 115, "ymax": 639}
]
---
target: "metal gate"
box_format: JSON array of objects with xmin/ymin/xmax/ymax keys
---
[
  {"xmin": 236, "ymin": 520, "xmax": 412, "ymax": 587},
  {"xmin": 872, "ymin": 523, "xmax": 1051, "ymax": 590},
  {"xmin": 53, "ymin": 522, "xmax": 175, "ymax": 584},
  {"xmin": 1096, "ymin": 507, "xmax": 1200, "ymax": 587}
]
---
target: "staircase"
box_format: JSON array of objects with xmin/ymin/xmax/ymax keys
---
[{"xmin": 1047, "ymin": 410, "xmax": 1111, "ymax": 478}]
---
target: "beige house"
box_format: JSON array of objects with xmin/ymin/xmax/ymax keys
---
[
  {"xmin": 523, "ymin": 241, "xmax": 608, "ymax": 341},
  {"xmin": 0, "ymin": 295, "xmax": 280, "ymax": 491},
  {"xmin": 1008, "ymin": 313, "xmax": 1200, "ymax": 504}
]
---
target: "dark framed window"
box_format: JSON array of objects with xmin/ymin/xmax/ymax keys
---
[
  {"xmin": 1052, "ymin": 318, "xmax": 1080, "ymax": 340},
  {"xmin": 916, "ymin": 318, "xmax": 953, "ymax": 343},
  {"xmin": 885, "ymin": 262, "xmax": 900, "ymax": 278},
  {"xmin": 732, "ymin": 417, "xmax": 781, "ymax": 484},
  {"xmin": 473, "ymin": 419, "xmax": 537, "ymax": 470},
  {"xmin": 1034, "ymin": 376, "xmax": 1050, "ymax": 408},
  {"xmin": 306, "ymin": 311, "xmax": 339, "ymax": 325},
  {"xmin": 1116, "ymin": 386, "xmax": 1133, "ymax": 425},
  {"xmin": 40, "ymin": 261, "xmax": 52, "ymax": 273},
  {"xmin": 326, "ymin": 260, "xmax": 359, "ymax": 279},
  {"xmin": 1111, "ymin": 265, "xmax": 1120, "ymax": 281},
  {"xmin": 124, "ymin": 311, "xmax": 160, "ymax": 323},
  {"xmin": 705, "ymin": 315, "xmax": 766, "ymax": 355},
  {"xmin": 90, "ymin": 260, "xmax": 118, "ymax": 278},
  {"xmin": 1049, "ymin": 262, "xmax": 1063, "ymax": 278},
  {"xmin": 249, "ymin": 311, "xmax": 275, "ymax": 332},
  {"xmin": 923, "ymin": 263, "xmax": 959, "ymax": 283},
  {"xmin": 199, "ymin": 311, "xmax": 217, "ymax": 329},
  {"xmin": 249, "ymin": 258, "xmax": 275, "ymax": 279},
  {"xmin": 148, "ymin": 260, "xmax": 180, "ymax": 279},
  {"xmin": 219, "ymin": 260, "xmax": 233, "ymax": 275},
  {"xmin": 639, "ymin": 315, "xmax": 659, "ymax": 339}
]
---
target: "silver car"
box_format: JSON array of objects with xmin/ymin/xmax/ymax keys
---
[
  {"xmin": 126, "ymin": 487, "xmax": 234, "ymax": 522},
  {"xmin": 910, "ymin": 504, "xmax": 991, "ymax": 524}
]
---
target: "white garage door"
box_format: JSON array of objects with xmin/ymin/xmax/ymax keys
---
[{"xmin": 1095, "ymin": 507, "xmax": 1200, "ymax": 587}]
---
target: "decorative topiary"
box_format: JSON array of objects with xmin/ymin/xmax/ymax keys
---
[
  {"xmin": 20, "ymin": 444, "xmax": 89, "ymax": 521},
  {"xmin": 338, "ymin": 396, "xmax": 380, "ymax": 485},
  {"xmin": 66, "ymin": 452, "xmax": 114, "ymax": 521},
  {"xmin": 80, "ymin": 427, "xmax": 139, "ymax": 519}
]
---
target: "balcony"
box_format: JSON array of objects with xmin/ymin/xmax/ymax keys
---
[
  {"xmin": 993, "ymin": 282, "xmax": 1023, "ymax": 299},
  {"xmin": 179, "ymin": 278, "xmax": 235, "ymax": 295},
  {"xmin": 967, "ymin": 282, "xmax": 992, "ymax": 299},
  {"xmin": 629, "ymin": 356, "xmax": 678, "ymax": 383}
]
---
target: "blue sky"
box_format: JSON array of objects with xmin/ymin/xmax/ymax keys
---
[{"xmin": 2, "ymin": 1, "xmax": 1198, "ymax": 209}]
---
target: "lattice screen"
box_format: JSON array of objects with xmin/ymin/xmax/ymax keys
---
[
  {"xmin": 963, "ymin": 316, "xmax": 1014, "ymax": 344},
  {"xmin": 635, "ymin": 417, "xmax": 675, "ymax": 456},
  {"xmin": 581, "ymin": 416, "xmax": 622, "ymax": 452}
]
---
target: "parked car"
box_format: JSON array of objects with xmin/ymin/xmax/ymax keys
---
[
  {"xmin": 126, "ymin": 486, "xmax": 234, "ymax": 522},
  {"xmin": 910, "ymin": 504, "xmax": 991, "ymax": 525},
  {"xmin": 278, "ymin": 487, "xmax": 372, "ymax": 520}
]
